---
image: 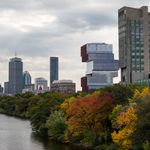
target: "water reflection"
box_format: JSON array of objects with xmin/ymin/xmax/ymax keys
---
[
  {"xmin": 31, "ymin": 133, "xmax": 84, "ymax": 150},
  {"xmin": 0, "ymin": 114, "xmax": 84, "ymax": 150}
]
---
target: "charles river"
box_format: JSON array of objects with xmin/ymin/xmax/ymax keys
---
[{"xmin": 0, "ymin": 114, "xmax": 84, "ymax": 150}]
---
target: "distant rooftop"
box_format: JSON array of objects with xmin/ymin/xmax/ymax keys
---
[
  {"xmin": 35, "ymin": 77, "xmax": 47, "ymax": 81},
  {"xmin": 53, "ymin": 80, "xmax": 73, "ymax": 84},
  {"xmin": 10, "ymin": 57, "xmax": 22, "ymax": 62}
]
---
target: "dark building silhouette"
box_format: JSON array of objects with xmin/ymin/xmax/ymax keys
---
[
  {"xmin": 9, "ymin": 57, "xmax": 23, "ymax": 95},
  {"xmin": 50, "ymin": 57, "xmax": 58, "ymax": 87},
  {"xmin": 0, "ymin": 84, "xmax": 3, "ymax": 94}
]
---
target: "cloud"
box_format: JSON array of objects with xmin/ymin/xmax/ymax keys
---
[{"xmin": 0, "ymin": 0, "xmax": 149, "ymax": 89}]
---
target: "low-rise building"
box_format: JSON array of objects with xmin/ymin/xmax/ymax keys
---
[
  {"xmin": 51, "ymin": 80, "xmax": 76, "ymax": 95},
  {"xmin": 4, "ymin": 82, "xmax": 9, "ymax": 95},
  {"xmin": 35, "ymin": 77, "xmax": 48, "ymax": 94},
  {"xmin": 22, "ymin": 84, "xmax": 35, "ymax": 93}
]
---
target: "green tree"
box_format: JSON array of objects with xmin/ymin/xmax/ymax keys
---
[
  {"xmin": 101, "ymin": 84, "xmax": 134, "ymax": 105},
  {"xmin": 46, "ymin": 110, "xmax": 67, "ymax": 142}
]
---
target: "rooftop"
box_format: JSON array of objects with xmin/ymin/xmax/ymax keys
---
[{"xmin": 53, "ymin": 80, "xmax": 73, "ymax": 84}]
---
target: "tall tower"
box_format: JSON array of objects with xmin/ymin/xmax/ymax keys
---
[
  {"xmin": 119, "ymin": 6, "xmax": 150, "ymax": 83},
  {"xmin": 50, "ymin": 57, "xmax": 58, "ymax": 87},
  {"xmin": 9, "ymin": 57, "xmax": 23, "ymax": 95},
  {"xmin": 81, "ymin": 43, "xmax": 119, "ymax": 93},
  {"xmin": 23, "ymin": 71, "xmax": 31, "ymax": 87}
]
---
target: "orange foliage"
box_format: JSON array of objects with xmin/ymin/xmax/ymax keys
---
[{"xmin": 66, "ymin": 92, "xmax": 114, "ymax": 137}]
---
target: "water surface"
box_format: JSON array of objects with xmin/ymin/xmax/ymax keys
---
[{"xmin": 0, "ymin": 114, "xmax": 83, "ymax": 150}]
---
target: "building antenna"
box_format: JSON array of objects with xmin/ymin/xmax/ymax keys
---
[{"xmin": 15, "ymin": 51, "xmax": 17, "ymax": 57}]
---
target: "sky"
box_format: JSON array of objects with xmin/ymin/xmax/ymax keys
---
[{"xmin": 0, "ymin": 0, "xmax": 149, "ymax": 90}]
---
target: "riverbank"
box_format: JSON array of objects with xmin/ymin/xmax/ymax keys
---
[
  {"xmin": 0, "ymin": 114, "xmax": 86, "ymax": 150},
  {"xmin": 0, "ymin": 84, "xmax": 150, "ymax": 150}
]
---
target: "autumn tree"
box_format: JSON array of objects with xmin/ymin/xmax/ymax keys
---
[
  {"xmin": 111, "ymin": 106, "xmax": 137, "ymax": 150},
  {"xmin": 131, "ymin": 88, "xmax": 150, "ymax": 149},
  {"xmin": 65, "ymin": 92, "xmax": 114, "ymax": 147}
]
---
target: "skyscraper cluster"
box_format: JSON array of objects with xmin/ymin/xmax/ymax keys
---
[
  {"xmin": 2, "ymin": 56, "xmax": 76, "ymax": 95},
  {"xmin": 1, "ymin": 6, "xmax": 150, "ymax": 95}
]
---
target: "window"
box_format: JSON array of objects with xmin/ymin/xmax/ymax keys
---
[{"xmin": 131, "ymin": 55, "xmax": 144, "ymax": 59}]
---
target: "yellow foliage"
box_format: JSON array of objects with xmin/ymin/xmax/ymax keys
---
[
  {"xmin": 112, "ymin": 106, "xmax": 137, "ymax": 150},
  {"xmin": 133, "ymin": 89, "xmax": 141, "ymax": 99},
  {"xmin": 116, "ymin": 107, "xmax": 137, "ymax": 126},
  {"xmin": 133, "ymin": 87, "xmax": 150, "ymax": 100},
  {"xmin": 60, "ymin": 97, "xmax": 75, "ymax": 113}
]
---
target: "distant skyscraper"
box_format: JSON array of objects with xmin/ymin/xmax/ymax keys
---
[
  {"xmin": 50, "ymin": 57, "xmax": 58, "ymax": 87},
  {"xmin": 119, "ymin": 6, "xmax": 150, "ymax": 83},
  {"xmin": 81, "ymin": 43, "xmax": 119, "ymax": 92},
  {"xmin": 23, "ymin": 71, "xmax": 31, "ymax": 87},
  {"xmin": 9, "ymin": 57, "xmax": 23, "ymax": 95}
]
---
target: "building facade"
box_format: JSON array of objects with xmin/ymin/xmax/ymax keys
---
[
  {"xmin": 119, "ymin": 6, "xmax": 150, "ymax": 83},
  {"xmin": 50, "ymin": 57, "xmax": 58, "ymax": 87},
  {"xmin": 35, "ymin": 77, "xmax": 48, "ymax": 94},
  {"xmin": 22, "ymin": 71, "xmax": 34, "ymax": 93},
  {"xmin": 4, "ymin": 82, "xmax": 9, "ymax": 95},
  {"xmin": 51, "ymin": 80, "xmax": 76, "ymax": 95},
  {"xmin": 9, "ymin": 57, "xmax": 23, "ymax": 95},
  {"xmin": 23, "ymin": 71, "xmax": 31, "ymax": 87},
  {"xmin": 81, "ymin": 43, "xmax": 119, "ymax": 92},
  {"xmin": 22, "ymin": 84, "xmax": 35, "ymax": 93},
  {"xmin": 0, "ymin": 85, "xmax": 3, "ymax": 95}
]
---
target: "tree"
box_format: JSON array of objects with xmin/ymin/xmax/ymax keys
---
[
  {"xmin": 131, "ymin": 88, "xmax": 150, "ymax": 148},
  {"xmin": 101, "ymin": 84, "xmax": 134, "ymax": 105},
  {"xmin": 46, "ymin": 110, "xmax": 67, "ymax": 142},
  {"xmin": 65, "ymin": 92, "xmax": 114, "ymax": 147},
  {"xmin": 111, "ymin": 106, "xmax": 137, "ymax": 150}
]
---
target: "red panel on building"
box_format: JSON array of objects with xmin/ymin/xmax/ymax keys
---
[
  {"xmin": 81, "ymin": 76, "xmax": 88, "ymax": 93},
  {"xmin": 81, "ymin": 45, "xmax": 88, "ymax": 62}
]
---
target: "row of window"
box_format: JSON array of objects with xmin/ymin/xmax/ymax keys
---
[
  {"xmin": 130, "ymin": 44, "xmax": 144, "ymax": 47},
  {"xmin": 131, "ymin": 55, "xmax": 144, "ymax": 59},
  {"xmin": 129, "ymin": 20, "xmax": 144, "ymax": 25},
  {"xmin": 129, "ymin": 20, "xmax": 150, "ymax": 25},
  {"xmin": 131, "ymin": 50, "xmax": 144, "ymax": 53},
  {"xmin": 131, "ymin": 38, "xmax": 144, "ymax": 42},
  {"xmin": 131, "ymin": 28, "xmax": 143, "ymax": 32},
  {"xmin": 132, "ymin": 67, "xmax": 144, "ymax": 71},
  {"xmin": 131, "ymin": 32, "xmax": 144, "ymax": 36},
  {"xmin": 132, "ymin": 61, "xmax": 144, "ymax": 65}
]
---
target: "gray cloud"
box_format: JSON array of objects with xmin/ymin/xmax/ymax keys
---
[{"xmin": 0, "ymin": 0, "xmax": 149, "ymax": 89}]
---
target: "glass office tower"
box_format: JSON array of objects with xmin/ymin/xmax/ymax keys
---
[
  {"xmin": 81, "ymin": 43, "xmax": 119, "ymax": 93},
  {"xmin": 23, "ymin": 71, "xmax": 31, "ymax": 87},
  {"xmin": 50, "ymin": 57, "xmax": 58, "ymax": 87},
  {"xmin": 9, "ymin": 57, "xmax": 23, "ymax": 95}
]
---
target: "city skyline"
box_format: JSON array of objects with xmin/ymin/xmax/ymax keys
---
[{"xmin": 0, "ymin": 0, "xmax": 149, "ymax": 90}]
